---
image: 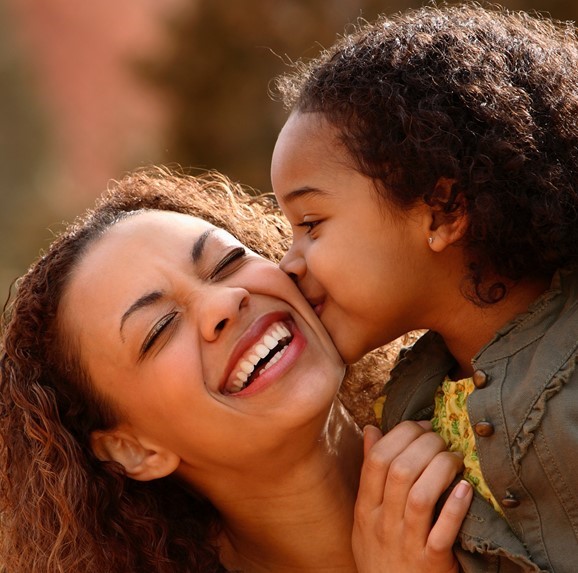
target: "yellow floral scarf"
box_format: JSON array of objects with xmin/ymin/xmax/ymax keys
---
[{"xmin": 431, "ymin": 376, "xmax": 502, "ymax": 515}]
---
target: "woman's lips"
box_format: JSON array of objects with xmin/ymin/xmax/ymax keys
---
[
  {"xmin": 223, "ymin": 326, "xmax": 306, "ymax": 397},
  {"xmin": 224, "ymin": 321, "xmax": 292, "ymax": 394},
  {"xmin": 220, "ymin": 312, "xmax": 291, "ymax": 393}
]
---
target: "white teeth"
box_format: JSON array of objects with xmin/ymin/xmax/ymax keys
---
[
  {"xmin": 226, "ymin": 321, "xmax": 293, "ymax": 393},
  {"xmin": 255, "ymin": 344, "xmax": 269, "ymax": 358},
  {"xmin": 240, "ymin": 360, "xmax": 253, "ymax": 374},
  {"xmin": 278, "ymin": 325, "xmax": 290, "ymax": 338},
  {"xmin": 262, "ymin": 345, "xmax": 287, "ymax": 371},
  {"xmin": 237, "ymin": 371, "xmax": 248, "ymax": 382}
]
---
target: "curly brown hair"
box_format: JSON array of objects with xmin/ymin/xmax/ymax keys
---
[
  {"xmin": 275, "ymin": 3, "xmax": 578, "ymax": 303},
  {"xmin": 0, "ymin": 167, "xmax": 396, "ymax": 572},
  {"xmin": 0, "ymin": 168, "xmax": 295, "ymax": 573}
]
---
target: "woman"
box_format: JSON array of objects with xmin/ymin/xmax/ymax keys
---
[{"xmin": 0, "ymin": 168, "xmax": 471, "ymax": 572}]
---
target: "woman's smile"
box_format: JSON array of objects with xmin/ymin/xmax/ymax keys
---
[{"xmin": 221, "ymin": 313, "xmax": 301, "ymax": 396}]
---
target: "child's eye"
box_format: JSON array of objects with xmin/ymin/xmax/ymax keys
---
[
  {"xmin": 209, "ymin": 247, "xmax": 247, "ymax": 280},
  {"xmin": 140, "ymin": 311, "xmax": 179, "ymax": 358},
  {"xmin": 297, "ymin": 220, "xmax": 321, "ymax": 235}
]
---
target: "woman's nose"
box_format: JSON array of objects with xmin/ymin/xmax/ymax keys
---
[
  {"xmin": 279, "ymin": 245, "xmax": 306, "ymax": 284},
  {"xmin": 199, "ymin": 286, "xmax": 250, "ymax": 342}
]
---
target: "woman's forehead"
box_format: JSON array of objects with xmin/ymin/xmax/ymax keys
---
[
  {"xmin": 109, "ymin": 209, "xmax": 217, "ymax": 235},
  {"xmin": 94, "ymin": 210, "xmax": 244, "ymax": 252},
  {"xmin": 78, "ymin": 211, "xmax": 245, "ymax": 280}
]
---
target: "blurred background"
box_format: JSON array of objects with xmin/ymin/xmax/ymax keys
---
[{"xmin": 1, "ymin": 0, "xmax": 577, "ymax": 301}]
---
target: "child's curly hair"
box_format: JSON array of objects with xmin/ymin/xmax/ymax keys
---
[{"xmin": 276, "ymin": 3, "xmax": 578, "ymax": 303}]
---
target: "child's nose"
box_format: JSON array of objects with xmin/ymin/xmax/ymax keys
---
[
  {"xmin": 199, "ymin": 286, "xmax": 249, "ymax": 342},
  {"xmin": 279, "ymin": 245, "xmax": 307, "ymax": 283}
]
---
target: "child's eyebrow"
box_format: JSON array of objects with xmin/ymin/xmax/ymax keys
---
[{"xmin": 283, "ymin": 186, "xmax": 329, "ymax": 204}]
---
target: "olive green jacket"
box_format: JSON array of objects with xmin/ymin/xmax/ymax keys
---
[{"xmin": 381, "ymin": 267, "xmax": 578, "ymax": 573}]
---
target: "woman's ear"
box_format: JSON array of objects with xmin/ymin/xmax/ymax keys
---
[
  {"xmin": 427, "ymin": 177, "xmax": 468, "ymax": 252},
  {"xmin": 90, "ymin": 427, "xmax": 180, "ymax": 481}
]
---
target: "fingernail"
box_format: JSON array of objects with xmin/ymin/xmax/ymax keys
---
[
  {"xmin": 416, "ymin": 420, "xmax": 433, "ymax": 429},
  {"xmin": 454, "ymin": 480, "xmax": 472, "ymax": 499}
]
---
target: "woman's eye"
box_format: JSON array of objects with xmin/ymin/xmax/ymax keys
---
[
  {"xmin": 140, "ymin": 311, "xmax": 178, "ymax": 358},
  {"xmin": 209, "ymin": 247, "xmax": 247, "ymax": 280}
]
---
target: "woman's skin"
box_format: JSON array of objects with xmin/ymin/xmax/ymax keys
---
[{"xmin": 61, "ymin": 208, "xmax": 470, "ymax": 573}]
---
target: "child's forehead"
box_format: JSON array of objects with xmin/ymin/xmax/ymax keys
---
[
  {"xmin": 280, "ymin": 112, "xmax": 342, "ymax": 146},
  {"xmin": 273, "ymin": 113, "xmax": 354, "ymax": 177}
]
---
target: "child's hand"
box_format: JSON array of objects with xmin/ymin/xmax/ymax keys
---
[{"xmin": 352, "ymin": 422, "xmax": 472, "ymax": 573}]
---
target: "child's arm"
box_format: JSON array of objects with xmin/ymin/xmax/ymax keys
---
[{"xmin": 352, "ymin": 422, "xmax": 472, "ymax": 573}]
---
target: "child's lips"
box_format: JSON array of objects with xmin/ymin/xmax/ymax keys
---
[{"xmin": 307, "ymin": 297, "xmax": 325, "ymax": 317}]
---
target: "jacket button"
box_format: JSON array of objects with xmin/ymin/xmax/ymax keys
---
[
  {"xmin": 474, "ymin": 421, "xmax": 495, "ymax": 437},
  {"xmin": 473, "ymin": 370, "xmax": 488, "ymax": 388},
  {"xmin": 501, "ymin": 493, "xmax": 520, "ymax": 508}
]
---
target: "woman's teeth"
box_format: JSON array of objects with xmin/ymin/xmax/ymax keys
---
[{"xmin": 227, "ymin": 322, "xmax": 292, "ymax": 394}]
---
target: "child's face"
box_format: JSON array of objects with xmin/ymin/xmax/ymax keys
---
[{"xmin": 272, "ymin": 112, "xmax": 432, "ymax": 364}]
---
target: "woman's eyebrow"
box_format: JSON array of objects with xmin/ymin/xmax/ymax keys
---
[
  {"xmin": 120, "ymin": 291, "xmax": 164, "ymax": 338},
  {"xmin": 192, "ymin": 228, "xmax": 215, "ymax": 263},
  {"xmin": 120, "ymin": 228, "xmax": 216, "ymax": 338}
]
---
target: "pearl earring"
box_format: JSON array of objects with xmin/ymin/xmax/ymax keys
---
[{"xmin": 428, "ymin": 236, "xmax": 434, "ymax": 245}]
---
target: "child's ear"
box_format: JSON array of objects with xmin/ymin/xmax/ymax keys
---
[
  {"xmin": 427, "ymin": 177, "xmax": 468, "ymax": 252},
  {"xmin": 90, "ymin": 427, "xmax": 180, "ymax": 481}
]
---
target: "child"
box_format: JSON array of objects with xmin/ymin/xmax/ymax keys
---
[{"xmin": 271, "ymin": 4, "xmax": 578, "ymax": 572}]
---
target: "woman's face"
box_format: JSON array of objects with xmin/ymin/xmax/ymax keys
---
[{"xmin": 61, "ymin": 210, "xmax": 344, "ymax": 477}]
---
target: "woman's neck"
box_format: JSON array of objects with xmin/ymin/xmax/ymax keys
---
[{"xmin": 217, "ymin": 400, "xmax": 363, "ymax": 573}]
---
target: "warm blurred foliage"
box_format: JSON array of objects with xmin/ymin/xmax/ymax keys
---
[
  {"xmin": 145, "ymin": 0, "xmax": 401, "ymax": 194},
  {"xmin": 0, "ymin": 0, "xmax": 53, "ymax": 300},
  {"xmin": 1, "ymin": 0, "xmax": 577, "ymax": 302},
  {"xmin": 149, "ymin": 0, "xmax": 578, "ymax": 194}
]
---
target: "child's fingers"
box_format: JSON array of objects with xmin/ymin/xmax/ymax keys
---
[
  {"xmin": 427, "ymin": 480, "xmax": 473, "ymax": 559},
  {"xmin": 400, "ymin": 450, "xmax": 465, "ymax": 541},
  {"xmin": 381, "ymin": 432, "xmax": 449, "ymax": 518},
  {"xmin": 362, "ymin": 425, "xmax": 383, "ymax": 457},
  {"xmin": 353, "ymin": 431, "xmax": 469, "ymax": 573},
  {"xmin": 357, "ymin": 421, "xmax": 432, "ymax": 510}
]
